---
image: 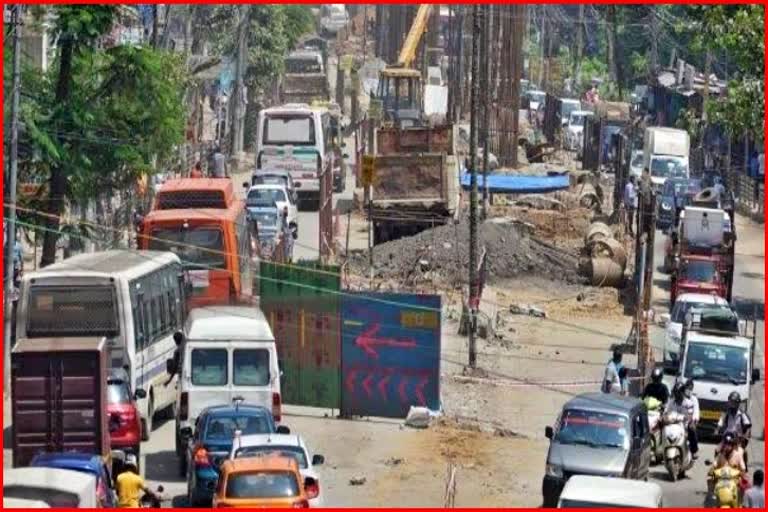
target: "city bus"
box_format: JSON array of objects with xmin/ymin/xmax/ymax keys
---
[
  {"xmin": 16, "ymin": 250, "xmax": 186, "ymax": 442},
  {"xmin": 137, "ymin": 178, "xmax": 253, "ymax": 308}
]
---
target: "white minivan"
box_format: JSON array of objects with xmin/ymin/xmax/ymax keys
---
[{"xmin": 171, "ymin": 306, "xmax": 282, "ymax": 457}]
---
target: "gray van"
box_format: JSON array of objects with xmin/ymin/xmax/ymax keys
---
[{"xmin": 542, "ymin": 392, "xmax": 651, "ymax": 507}]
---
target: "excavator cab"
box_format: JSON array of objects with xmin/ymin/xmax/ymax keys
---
[{"xmin": 378, "ymin": 68, "xmax": 423, "ymax": 128}]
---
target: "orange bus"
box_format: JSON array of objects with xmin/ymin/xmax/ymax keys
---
[{"xmin": 137, "ymin": 179, "xmax": 254, "ymax": 308}]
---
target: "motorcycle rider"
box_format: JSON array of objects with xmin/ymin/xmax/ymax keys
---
[
  {"xmin": 642, "ymin": 368, "xmax": 669, "ymax": 405},
  {"xmin": 115, "ymin": 456, "xmax": 158, "ymax": 508},
  {"xmin": 716, "ymin": 391, "xmax": 752, "ymax": 467},
  {"xmin": 714, "ymin": 432, "xmax": 746, "ymax": 473}
]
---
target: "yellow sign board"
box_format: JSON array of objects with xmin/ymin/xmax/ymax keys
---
[
  {"xmin": 400, "ymin": 310, "xmax": 439, "ymax": 330},
  {"xmin": 361, "ymin": 155, "xmax": 376, "ymax": 187},
  {"xmin": 700, "ymin": 410, "xmax": 721, "ymax": 421}
]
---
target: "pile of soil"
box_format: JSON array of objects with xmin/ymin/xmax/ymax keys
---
[{"xmin": 349, "ymin": 216, "xmax": 584, "ymax": 287}]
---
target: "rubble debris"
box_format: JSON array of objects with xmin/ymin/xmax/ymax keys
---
[
  {"xmin": 384, "ymin": 457, "xmax": 404, "ymax": 467},
  {"xmin": 349, "ymin": 477, "xmax": 367, "ymax": 486},
  {"xmin": 509, "ymin": 303, "xmax": 547, "ymax": 318},
  {"xmin": 513, "ymin": 195, "xmax": 566, "ymax": 212},
  {"xmin": 404, "ymin": 406, "xmax": 440, "ymax": 429}
]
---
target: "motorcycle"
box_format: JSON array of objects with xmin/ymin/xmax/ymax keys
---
[
  {"xmin": 705, "ymin": 460, "xmax": 749, "ymax": 508},
  {"xmin": 139, "ymin": 485, "xmax": 164, "ymax": 508},
  {"xmin": 662, "ymin": 410, "xmax": 694, "ymax": 481},
  {"xmin": 644, "ymin": 397, "xmax": 664, "ymax": 465}
]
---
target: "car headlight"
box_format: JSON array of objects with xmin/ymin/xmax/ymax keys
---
[
  {"xmin": 545, "ymin": 463, "xmax": 564, "ymax": 478},
  {"xmin": 661, "ymin": 202, "xmax": 672, "ymax": 211}
]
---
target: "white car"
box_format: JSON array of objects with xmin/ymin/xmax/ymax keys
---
[
  {"xmin": 527, "ymin": 90, "xmax": 546, "ymax": 112},
  {"xmin": 246, "ymin": 183, "xmax": 298, "ymax": 236},
  {"xmin": 565, "ymin": 110, "xmax": 593, "ymax": 152},
  {"xmin": 230, "ymin": 433, "xmax": 325, "ymax": 507},
  {"xmin": 659, "ymin": 293, "xmax": 731, "ymax": 369}
]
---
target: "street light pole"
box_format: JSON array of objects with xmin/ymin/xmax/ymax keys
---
[{"xmin": 4, "ymin": 4, "xmax": 23, "ymax": 393}]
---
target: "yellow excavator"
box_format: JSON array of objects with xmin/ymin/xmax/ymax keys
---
[{"xmin": 377, "ymin": 4, "xmax": 433, "ymax": 127}]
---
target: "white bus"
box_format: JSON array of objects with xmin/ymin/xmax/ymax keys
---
[
  {"xmin": 255, "ymin": 103, "xmax": 335, "ymax": 210},
  {"xmin": 16, "ymin": 250, "xmax": 187, "ymax": 442}
]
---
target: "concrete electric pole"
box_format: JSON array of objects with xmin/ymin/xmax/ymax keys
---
[{"xmin": 468, "ymin": 5, "xmax": 481, "ymax": 368}]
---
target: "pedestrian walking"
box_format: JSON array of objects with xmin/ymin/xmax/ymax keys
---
[
  {"xmin": 281, "ymin": 206, "xmax": 294, "ymax": 263},
  {"xmin": 190, "ymin": 161, "xmax": 204, "ymax": 178},
  {"xmin": 211, "ymin": 146, "xmax": 227, "ymax": 178},
  {"xmin": 602, "ymin": 349, "xmax": 627, "ymax": 394},
  {"xmin": 744, "ymin": 470, "xmax": 764, "ymax": 508},
  {"xmin": 624, "ymin": 175, "xmax": 638, "ymax": 235}
]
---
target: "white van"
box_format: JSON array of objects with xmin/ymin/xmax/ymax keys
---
[
  {"xmin": 172, "ymin": 306, "xmax": 282, "ymax": 456},
  {"xmin": 4, "ymin": 467, "xmax": 98, "ymax": 508},
  {"xmin": 558, "ymin": 475, "xmax": 662, "ymax": 508}
]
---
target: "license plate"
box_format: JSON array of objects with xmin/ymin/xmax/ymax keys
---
[{"xmin": 700, "ymin": 410, "xmax": 721, "ymax": 420}]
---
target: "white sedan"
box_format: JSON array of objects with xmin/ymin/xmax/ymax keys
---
[
  {"xmin": 229, "ymin": 433, "xmax": 325, "ymax": 507},
  {"xmin": 659, "ymin": 293, "xmax": 732, "ymax": 369},
  {"xmin": 246, "ymin": 184, "xmax": 298, "ymax": 236}
]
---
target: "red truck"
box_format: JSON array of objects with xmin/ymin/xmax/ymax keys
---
[
  {"xmin": 11, "ymin": 337, "xmax": 114, "ymax": 469},
  {"xmin": 669, "ymin": 205, "xmax": 735, "ymax": 304}
]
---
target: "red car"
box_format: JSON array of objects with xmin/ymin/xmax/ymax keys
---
[
  {"xmin": 670, "ymin": 255, "xmax": 726, "ymax": 304},
  {"xmin": 107, "ymin": 368, "xmax": 145, "ymax": 464}
]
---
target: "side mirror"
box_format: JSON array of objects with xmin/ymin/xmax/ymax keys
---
[
  {"xmin": 134, "ymin": 388, "xmax": 147, "ymax": 400},
  {"xmin": 312, "ymin": 454, "xmax": 325, "ymax": 466},
  {"xmin": 276, "ymin": 425, "xmax": 291, "ymax": 435},
  {"xmin": 545, "ymin": 426, "xmax": 554, "ymax": 439},
  {"xmin": 173, "ymin": 331, "xmax": 184, "ymax": 346},
  {"xmin": 752, "ymin": 369, "xmax": 760, "ymax": 383},
  {"xmin": 179, "ymin": 426, "xmax": 193, "ymax": 438},
  {"xmin": 658, "ymin": 313, "xmax": 671, "ymax": 327},
  {"xmin": 166, "ymin": 358, "xmax": 177, "ymax": 375}
]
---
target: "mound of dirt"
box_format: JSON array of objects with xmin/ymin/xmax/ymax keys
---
[{"xmin": 349, "ymin": 216, "xmax": 584, "ymax": 287}]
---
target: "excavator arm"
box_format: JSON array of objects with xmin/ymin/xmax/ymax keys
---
[{"xmin": 396, "ymin": 5, "xmax": 433, "ymax": 68}]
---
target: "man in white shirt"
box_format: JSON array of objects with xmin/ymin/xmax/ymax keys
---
[
  {"xmin": 624, "ymin": 176, "xmax": 638, "ymax": 236},
  {"xmin": 682, "ymin": 378, "xmax": 700, "ymax": 459}
]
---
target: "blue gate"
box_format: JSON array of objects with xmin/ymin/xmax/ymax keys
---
[{"xmin": 341, "ymin": 292, "xmax": 441, "ymax": 418}]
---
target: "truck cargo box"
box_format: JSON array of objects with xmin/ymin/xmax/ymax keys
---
[
  {"xmin": 376, "ymin": 124, "xmax": 455, "ymax": 155},
  {"xmin": 681, "ymin": 207, "xmax": 728, "ymax": 248},
  {"xmin": 11, "ymin": 337, "xmax": 110, "ymax": 468}
]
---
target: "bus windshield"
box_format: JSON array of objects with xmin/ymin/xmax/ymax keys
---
[
  {"xmin": 263, "ymin": 116, "xmax": 315, "ymax": 146},
  {"xmin": 149, "ymin": 227, "xmax": 226, "ymax": 270},
  {"xmin": 26, "ymin": 285, "xmax": 118, "ymax": 337}
]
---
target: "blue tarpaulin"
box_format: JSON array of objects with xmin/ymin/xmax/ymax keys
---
[{"xmin": 460, "ymin": 172, "xmax": 570, "ymax": 194}]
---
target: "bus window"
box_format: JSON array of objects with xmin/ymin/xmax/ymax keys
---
[
  {"xmin": 149, "ymin": 227, "xmax": 226, "ymax": 270},
  {"xmin": 263, "ymin": 116, "xmax": 315, "ymax": 146}
]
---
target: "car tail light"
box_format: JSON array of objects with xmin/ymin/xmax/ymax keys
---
[
  {"xmin": 179, "ymin": 392, "xmax": 188, "ymax": 421},
  {"xmin": 293, "ymin": 500, "xmax": 309, "ymax": 508},
  {"xmin": 272, "ymin": 393, "xmax": 282, "ymax": 423},
  {"xmin": 193, "ymin": 445, "xmax": 211, "ymax": 467},
  {"xmin": 305, "ymin": 481, "xmax": 319, "ymax": 500}
]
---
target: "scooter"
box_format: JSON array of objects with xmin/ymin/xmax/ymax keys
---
[
  {"xmin": 705, "ymin": 460, "xmax": 748, "ymax": 508},
  {"xmin": 644, "ymin": 397, "xmax": 664, "ymax": 465},
  {"xmin": 662, "ymin": 410, "xmax": 694, "ymax": 481}
]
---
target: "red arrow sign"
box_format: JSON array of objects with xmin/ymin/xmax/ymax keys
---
[
  {"xmin": 355, "ymin": 324, "xmax": 417, "ymax": 359},
  {"xmin": 377, "ymin": 375, "xmax": 391, "ymax": 402},
  {"xmin": 398, "ymin": 377, "xmax": 409, "ymax": 403},
  {"xmin": 345, "ymin": 370, "xmax": 357, "ymax": 394},
  {"xmin": 362, "ymin": 374, "xmax": 374, "ymax": 398},
  {"xmin": 415, "ymin": 376, "xmax": 429, "ymax": 406}
]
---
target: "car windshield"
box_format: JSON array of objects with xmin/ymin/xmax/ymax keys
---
[
  {"xmin": 107, "ymin": 381, "xmax": 131, "ymax": 404},
  {"xmin": 226, "ymin": 471, "xmax": 299, "ymax": 499},
  {"xmin": 671, "ymin": 301, "xmax": 728, "ymax": 324},
  {"xmin": 570, "ymin": 114, "xmax": 586, "ymax": 127},
  {"xmin": 235, "ymin": 446, "xmax": 308, "ymax": 469},
  {"xmin": 254, "ymin": 175, "xmax": 289, "ymax": 187},
  {"xmin": 148, "ymin": 227, "xmax": 226, "ymax": 270},
  {"xmin": 555, "ymin": 409, "xmax": 629, "ymax": 450},
  {"xmin": 630, "ymin": 153, "xmax": 644, "ymax": 168},
  {"xmin": 651, "ymin": 157, "xmax": 687, "ymax": 179},
  {"xmin": 684, "ymin": 342, "xmax": 749, "ymax": 385},
  {"xmin": 204, "ymin": 415, "xmax": 273, "ymax": 441},
  {"xmin": 680, "ymin": 260, "xmax": 718, "ymax": 283},
  {"xmin": 248, "ymin": 188, "xmax": 287, "ymax": 206},
  {"xmin": 529, "ymin": 92, "xmax": 545, "ymax": 102},
  {"xmin": 562, "ymin": 102, "xmax": 579, "ymax": 117}
]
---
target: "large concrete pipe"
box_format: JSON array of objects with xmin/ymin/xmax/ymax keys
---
[
  {"xmin": 585, "ymin": 221, "xmax": 613, "ymax": 245},
  {"xmin": 589, "ymin": 257, "xmax": 624, "ymax": 288},
  {"xmin": 588, "ymin": 236, "xmax": 628, "ymax": 268}
]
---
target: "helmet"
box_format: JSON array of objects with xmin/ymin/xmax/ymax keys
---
[
  {"xmin": 728, "ymin": 391, "xmax": 741, "ymax": 404},
  {"xmin": 651, "ymin": 368, "xmax": 663, "ymax": 383},
  {"xmin": 125, "ymin": 454, "xmax": 138, "ymax": 470}
]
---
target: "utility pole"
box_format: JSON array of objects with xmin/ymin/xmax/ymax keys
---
[
  {"xmin": 468, "ymin": 5, "xmax": 481, "ymax": 369},
  {"xmin": 4, "ymin": 4, "xmax": 22, "ymax": 392},
  {"xmin": 481, "ymin": 5, "xmax": 490, "ymax": 219},
  {"xmin": 648, "ymin": 6, "xmax": 659, "ymax": 83},
  {"xmin": 230, "ymin": 5, "xmax": 249, "ymax": 155}
]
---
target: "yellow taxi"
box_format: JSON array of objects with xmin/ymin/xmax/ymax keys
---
[{"xmin": 213, "ymin": 456, "xmax": 315, "ymax": 508}]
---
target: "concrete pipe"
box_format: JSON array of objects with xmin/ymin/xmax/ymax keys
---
[
  {"xmin": 579, "ymin": 183, "xmax": 602, "ymax": 212},
  {"xmin": 585, "ymin": 221, "xmax": 613, "ymax": 245},
  {"xmin": 589, "ymin": 257, "xmax": 625, "ymax": 288},
  {"xmin": 588, "ymin": 237, "xmax": 628, "ymax": 269}
]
